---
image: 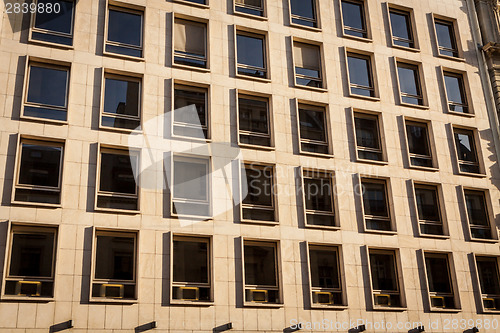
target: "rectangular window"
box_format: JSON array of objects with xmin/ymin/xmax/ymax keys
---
[
  {"xmin": 353, "ymin": 112, "xmax": 384, "ymax": 162},
  {"xmin": 176, "ymin": 0, "xmax": 208, "ymax": 6},
  {"xmin": 434, "ymin": 18, "xmax": 459, "ymax": 58},
  {"xmin": 389, "ymin": 7, "xmax": 415, "ymax": 49},
  {"xmin": 290, "ymin": 0, "xmax": 318, "ymax": 28},
  {"xmin": 101, "ymin": 72, "xmax": 141, "ymax": 131},
  {"xmin": 443, "ymin": 71, "xmax": 469, "ymax": 114},
  {"xmin": 293, "ymin": 41, "xmax": 323, "ymax": 88},
  {"xmin": 96, "ymin": 147, "xmax": 139, "ymax": 211},
  {"xmin": 235, "ymin": 0, "xmax": 265, "ymax": 17},
  {"xmin": 302, "ymin": 170, "xmax": 335, "ymax": 228},
  {"xmin": 174, "ymin": 18, "xmax": 207, "ymax": 69},
  {"xmin": 24, "ymin": 61, "xmax": 70, "ymax": 122},
  {"xmin": 424, "ymin": 252, "xmax": 459, "ymax": 310},
  {"xmin": 31, "ymin": 0, "xmax": 75, "ymax": 46},
  {"xmin": 297, "ymin": 103, "xmax": 329, "ymax": 155},
  {"xmin": 308, "ymin": 245, "xmax": 343, "ymax": 306},
  {"xmin": 341, "ymin": 0, "xmax": 368, "ymax": 39},
  {"xmin": 3, "ymin": 225, "xmax": 57, "ymax": 299},
  {"xmin": 172, "ymin": 235, "xmax": 211, "ymax": 302},
  {"xmin": 238, "ymin": 94, "xmax": 271, "ymax": 147},
  {"xmin": 243, "ymin": 240, "xmax": 281, "ymax": 304},
  {"xmin": 405, "ymin": 120, "xmax": 434, "ymax": 168},
  {"xmin": 241, "ymin": 163, "xmax": 276, "ymax": 222},
  {"xmin": 360, "ymin": 178, "xmax": 392, "ymax": 232},
  {"xmin": 105, "ymin": 4, "xmax": 143, "ymax": 58},
  {"xmin": 414, "ymin": 183, "xmax": 444, "ymax": 236},
  {"xmin": 236, "ymin": 31, "xmax": 267, "ymax": 79},
  {"xmin": 347, "ymin": 52, "xmax": 375, "ymax": 97},
  {"xmin": 173, "ymin": 84, "xmax": 209, "ymax": 139},
  {"xmin": 171, "ymin": 155, "xmax": 210, "ymax": 218},
  {"xmin": 476, "ymin": 256, "xmax": 500, "ymax": 312},
  {"xmin": 464, "ymin": 189, "xmax": 494, "ymax": 240},
  {"xmin": 91, "ymin": 230, "xmax": 137, "ymax": 301},
  {"xmin": 14, "ymin": 138, "xmax": 64, "ymax": 205},
  {"xmin": 453, "ymin": 128, "xmax": 481, "ymax": 174},
  {"xmin": 396, "ymin": 61, "xmax": 424, "ymax": 106},
  {"xmin": 368, "ymin": 249, "xmax": 403, "ymax": 308}
]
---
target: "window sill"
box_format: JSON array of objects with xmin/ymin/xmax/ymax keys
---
[
  {"xmin": 240, "ymin": 219, "xmax": 279, "ymax": 226},
  {"xmin": 103, "ymin": 51, "xmax": 145, "ymax": 62},
  {"xmin": 90, "ymin": 298, "xmax": 138, "ymax": 304},
  {"xmin": 299, "ymin": 151, "xmax": 334, "ymax": 158},
  {"xmin": 356, "ymin": 158, "xmax": 388, "ymax": 165},
  {"xmin": 170, "ymin": 300, "xmax": 214, "ymax": 306},
  {"xmin": 429, "ymin": 307, "xmax": 461, "ymax": 313},
  {"xmin": 11, "ymin": 200, "xmax": 61, "ymax": 209},
  {"xmin": 418, "ymin": 234, "xmax": 450, "ymax": 240},
  {"xmin": 447, "ymin": 110, "xmax": 475, "ymax": 118},
  {"xmin": 408, "ymin": 165, "xmax": 439, "ymax": 172},
  {"xmin": 305, "ymin": 224, "xmax": 340, "ymax": 231},
  {"xmin": 391, "ymin": 44, "xmax": 420, "ymax": 53},
  {"xmin": 21, "ymin": 114, "xmax": 68, "ymax": 125},
  {"xmin": 348, "ymin": 93, "xmax": 380, "ymax": 102},
  {"xmin": 233, "ymin": 11, "xmax": 268, "ymax": 21},
  {"xmin": 172, "ymin": 134, "xmax": 212, "ymax": 143},
  {"xmin": 399, "ymin": 102, "xmax": 429, "ymax": 110},
  {"xmin": 243, "ymin": 302, "xmax": 283, "ymax": 308},
  {"xmin": 470, "ymin": 237, "xmax": 499, "ymax": 243},
  {"xmin": 457, "ymin": 171, "xmax": 487, "ymax": 178},
  {"xmin": 1, "ymin": 295, "xmax": 54, "ymax": 302},
  {"xmin": 238, "ymin": 143, "xmax": 275, "ymax": 151},
  {"xmin": 99, "ymin": 125, "xmax": 142, "ymax": 134},
  {"xmin": 437, "ymin": 54, "xmax": 465, "ymax": 62},
  {"xmin": 28, "ymin": 37, "xmax": 74, "ymax": 50},
  {"xmin": 289, "ymin": 23, "xmax": 322, "ymax": 32},
  {"xmin": 172, "ymin": 63, "xmax": 210, "ymax": 73},
  {"xmin": 235, "ymin": 73, "xmax": 271, "ymax": 83},
  {"xmin": 94, "ymin": 206, "xmax": 140, "ymax": 215},
  {"xmin": 171, "ymin": 213, "xmax": 212, "ymax": 220},
  {"xmin": 373, "ymin": 306, "xmax": 407, "ymax": 312},
  {"xmin": 311, "ymin": 304, "xmax": 347, "ymax": 310},
  {"xmin": 482, "ymin": 309, "xmax": 500, "ymax": 314},
  {"xmin": 172, "ymin": 0, "xmax": 209, "ymax": 9},
  {"xmin": 364, "ymin": 229, "xmax": 397, "ymax": 235},
  {"xmin": 341, "ymin": 34, "xmax": 373, "ymax": 43},
  {"xmin": 294, "ymin": 84, "xmax": 327, "ymax": 92}
]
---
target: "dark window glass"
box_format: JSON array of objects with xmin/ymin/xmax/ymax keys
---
[
  {"xmin": 406, "ymin": 122, "xmax": 432, "ymax": 168},
  {"xmin": 310, "ymin": 248, "xmax": 339, "ymax": 289},
  {"xmin": 454, "ymin": 129, "xmax": 480, "ymax": 174},
  {"xmin": 304, "ymin": 175, "xmax": 332, "ymax": 213},
  {"xmin": 173, "ymin": 239, "xmax": 208, "ymax": 284},
  {"xmin": 354, "ymin": 114, "xmax": 382, "ymax": 161},
  {"xmin": 244, "ymin": 243, "xmax": 276, "ymax": 286},
  {"xmin": 361, "ymin": 180, "xmax": 391, "ymax": 231},
  {"xmin": 174, "ymin": 86, "xmax": 207, "ymax": 139},
  {"xmin": 370, "ymin": 252, "xmax": 398, "ymax": 291},
  {"xmin": 389, "ymin": 9, "xmax": 414, "ymax": 48},
  {"xmin": 242, "ymin": 165, "xmax": 275, "ymax": 222},
  {"xmin": 465, "ymin": 190, "xmax": 492, "ymax": 239},
  {"xmin": 25, "ymin": 64, "xmax": 69, "ymax": 121},
  {"xmin": 238, "ymin": 96, "xmax": 270, "ymax": 147},
  {"xmin": 9, "ymin": 231, "xmax": 55, "ymax": 278},
  {"xmin": 106, "ymin": 7, "xmax": 143, "ymax": 57},
  {"xmin": 290, "ymin": 0, "xmax": 317, "ymax": 28},
  {"xmin": 342, "ymin": 0, "xmax": 367, "ymax": 38},
  {"xmin": 237, "ymin": 33, "xmax": 266, "ymax": 78},
  {"xmin": 435, "ymin": 19, "xmax": 458, "ymax": 57},
  {"xmin": 95, "ymin": 235, "xmax": 135, "ymax": 281},
  {"xmin": 19, "ymin": 143, "xmax": 62, "ymax": 188},
  {"xmin": 347, "ymin": 53, "xmax": 374, "ymax": 97},
  {"xmin": 102, "ymin": 76, "xmax": 140, "ymax": 130},
  {"xmin": 32, "ymin": 0, "xmax": 74, "ymax": 46},
  {"xmin": 298, "ymin": 106, "xmax": 328, "ymax": 154},
  {"xmin": 235, "ymin": 0, "xmax": 264, "ymax": 17},
  {"xmin": 415, "ymin": 185, "xmax": 443, "ymax": 236},
  {"xmin": 100, "ymin": 152, "xmax": 137, "ymax": 194},
  {"xmin": 444, "ymin": 72, "xmax": 468, "ymax": 113},
  {"xmin": 425, "ymin": 255, "xmax": 452, "ymax": 294},
  {"xmin": 477, "ymin": 257, "xmax": 500, "ymax": 295},
  {"xmin": 181, "ymin": 0, "xmax": 207, "ymax": 5},
  {"xmin": 397, "ymin": 63, "xmax": 423, "ymax": 105}
]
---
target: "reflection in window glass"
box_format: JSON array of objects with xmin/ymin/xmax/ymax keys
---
[
  {"xmin": 476, "ymin": 257, "xmax": 500, "ymax": 311},
  {"xmin": 298, "ymin": 105, "xmax": 328, "ymax": 154},
  {"xmin": 444, "ymin": 72, "xmax": 468, "ymax": 114},
  {"xmin": 303, "ymin": 170, "xmax": 335, "ymax": 227},
  {"xmin": 174, "ymin": 19, "xmax": 207, "ymax": 68},
  {"xmin": 241, "ymin": 164, "xmax": 275, "ymax": 222},
  {"xmin": 290, "ymin": 0, "xmax": 317, "ymax": 28},
  {"xmin": 244, "ymin": 241, "xmax": 280, "ymax": 303},
  {"xmin": 354, "ymin": 113, "xmax": 383, "ymax": 161},
  {"xmin": 106, "ymin": 7, "xmax": 143, "ymax": 58},
  {"xmin": 238, "ymin": 96, "xmax": 270, "ymax": 147},
  {"xmin": 369, "ymin": 251, "xmax": 401, "ymax": 307},
  {"xmin": 425, "ymin": 253, "xmax": 457, "ymax": 309},
  {"xmin": 347, "ymin": 53, "xmax": 374, "ymax": 97},
  {"xmin": 102, "ymin": 75, "xmax": 141, "ymax": 130},
  {"xmin": 454, "ymin": 129, "xmax": 480, "ymax": 174},
  {"xmin": 236, "ymin": 32, "xmax": 266, "ymax": 78},
  {"xmin": 32, "ymin": 0, "xmax": 74, "ymax": 46},
  {"xmin": 389, "ymin": 9, "xmax": 414, "ymax": 48},
  {"xmin": 397, "ymin": 62, "xmax": 423, "ymax": 105},
  {"xmin": 465, "ymin": 190, "xmax": 493, "ymax": 239},
  {"xmin": 294, "ymin": 42, "xmax": 322, "ymax": 88},
  {"xmin": 235, "ymin": 0, "xmax": 264, "ymax": 17},
  {"xmin": 174, "ymin": 86, "xmax": 208, "ymax": 139},
  {"xmin": 406, "ymin": 122, "xmax": 433, "ymax": 168},
  {"xmin": 361, "ymin": 179, "xmax": 391, "ymax": 231},
  {"xmin": 415, "ymin": 185, "xmax": 443, "ymax": 236},
  {"xmin": 435, "ymin": 19, "xmax": 458, "ymax": 57},
  {"xmin": 309, "ymin": 246, "xmax": 343, "ymax": 305},
  {"xmin": 341, "ymin": 0, "xmax": 367, "ymax": 38}
]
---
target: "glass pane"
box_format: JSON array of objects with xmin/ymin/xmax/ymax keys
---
[
  {"xmin": 444, "ymin": 74, "xmax": 466, "ymax": 105},
  {"xmin": 173, "ymin": 240, "xmax": 208, "ymax": 284},
  {"xmin": 309, "ymin": 248, "xmax": 339, "ymax": 289},
  {"xmin": 174, "ymin": 88, "xmax": 206, "ymax": 127},
  {"xmin": 406, "ymin": 123, "xmax": 430, "ymax": 156},
  {"xmin": 34, "ymin": 0, "xmax": 74, "ymax": 34},
  {"xmin": 370, "ymin": 253, "xmax": 397, "ymax": 291},
  {"xmin": 435, "ymin": 21, "xmax": 455, "ymax": 51},
  {"xmin": 390, "ymin": 10, "xmax": 412, "ymax": 46},
  {"xmin": 237, "ymin": 34, "xmax": 265, "ymax": 69},
  {"xmin": 184, "ymin": 0, "xmax": 206, "ymax": 4},
  {"xmin": 355, "ymin": 116, "xmax": 379, "ymax": 150},
  {"xmin": 362, "ymin": 181, "xmax": 388, "ymax": 217},
  {"xmin": 304, "ymin": 177, "xmax": 332, "ymax": 212},
  {"xmin": 425, "ymin": 255, "xmax": 452, "ymax": 293},
  {"xmin": 244, "ymin": 244, "xmax": 276, "ymax": 286},
  {"xmin": 342, "ymin": 0, "xmax": 365, "ymax": 31},
  {"xmin": 173, "ymin": 159, "xmax": 208, "ymax": 201},
  {"xmin": 95, "ymin": 235, "xmax": 135, "ymax": 281},
  {"xmin": 243, "ymin": 166, "xmax": 273, "ymax": 206},
  {"xmin": 454, "ymin": 131, "xmax": 477, "ymax": 163},
  {"xmin": 291, "ymin": 0, "xmax": 315, "ymax": 20},
  {"xmin": 239, "ymin": 97, "xmax": 269, "ymax": 134},
  {"xmin": 415, "ymin": 187, "xmax": 440, "ymax": 222},
  {"xmin": 108, "ymin": 9, "xmax": 142, "ymax": 47},
  {"xmin": 299, "ymin": 108, "xmax": 326, "ymax": 142},
  {"xmin": 9, "ymin": 232, "xmax": 55, "ymax": 278},
  {"xmin": 27, "ymin": 66, "xmax": 68, "ymax": 107},
  {"xmin": 477, "ymin": 258, "xmax": 500, "ymax": 295},
  {"xmin": 104, "ymin": 78, "xmax": 140, "ymax": 117},
  {"xmin": 397, "ymin": 64, "xmax": 419, "ymax": 96},
  {"xmin": 348, "ymin": 55, "xmax": 371, "ymax": 88},
  {"xmin": 100, "ymin": 153, "xmax": 137, "ymax": 194},
  {"xmin": 465, "ymin": 191, "xmax": 489, "ymax": 226},
  {"xmin": 19, "ymin": 144, "xmax": 62, "ymax": 188}
]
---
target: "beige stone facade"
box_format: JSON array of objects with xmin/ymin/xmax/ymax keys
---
[{"xmin": 0, "ymin": 0, "xmax": 500, "ymax": 332}]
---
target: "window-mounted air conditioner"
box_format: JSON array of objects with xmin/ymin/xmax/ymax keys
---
[
  {"xmin": 248, "ymin": 289, "xmax": 268, "ymax": 303},
  {"xmin": 175, "ymin": 287, "xmax": 200, "ymax": 301},
  {"xmin": 15, "ymin": 281, "xmax": 42, "ymax": 296},
  {"xmin": 430, "ymin": 295, "xmax": 446, "ymax": 308},
  {"xmin": 313, "ymin": 291, "xmax": 334, "ymax": 305},
  {"xmin": 374, "ymin": 294, "xmax": 391, "ymax": 306},
  {"xmin": 100, "ymin": 284, "xmax": 124, "ymax": 298}
]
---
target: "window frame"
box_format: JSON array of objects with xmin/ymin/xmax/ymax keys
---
[
  {"xmin": 103, "ymin": 0, "xmax": 145, "ymax": 61},
  {"xmin": 170, "ymin": 233, "xmax": 213, "ymax": 305},
  {"xmin": 386, "ymin": 3, "xmax": 419, "ymax": 51},
  {"xmin": 95, "ymin": 144, "xmax": 141, "ymax": 213},
  {"xmin": 357, "ymin": 175, "xmax": 396, "ymax": 234},
  {"xmin": 473, "ymin": 254, "xmax": 500, "ymax": 313},
  {"xmin": 172, "ymin": 14, "xmax": 210, "ymax": 71},
  {"xmin": 440, "ymin": 67, "xmax": 474, "ymax": 117},
  {"xmin": 460, "ymin": 187, "xmax": 498, "ymax": 242},
  {"xmin": 402, "ymin": 116, "xmax": 438, "ymax": 170},
  {"xmin": 365, "ymin": 247, "xmax": 407, "ymax": 310},
  {"xmin": 421, "ymin": 250, "xmax": 461, "ymax": 312},
  {"xmin": 291, "ymin": 38, "xmax": 326, "ymax": 91},
  {"xmin": 295, "ymin": 99, "xmax": 332, "ymax": 157},
  {"xmin": 233, "ymin": 0, "xmax": 267, "ymax": 20},
  {"xmin": 351, "ymin": 109, "xmax": 387, "ymax": 164},
  {"xmin": 288, "ymin": 0, "xmax": 321, "ymax": 31},
  {"xmin": 90, "ymin": 227, "xmax": 138, "ymax": 303},
  {"xmin": 234, "ymin": 27, "xmax": 270, "ymax": 81},
  {"xmin": 1, "ymin": 222, "xmax": 58, "ymax": 301},
  {"xmin": 173, "ymin": 0, "xmax": 209, "ymax": 9},
  {"xmin": 451, "ymin": 125, "xmax": 485, "ymax": 177},
  {"xmin": 431, "ymin": 13, "xmax": 464, "ymax": 61},
  {"xmin": 339, "ymin": 0, "xmax": 372, "ymax": 41},
  {"xmin": 241, "ymin": 238, "xmax": 283, "ymax": 307},
  {"xmin": 344, "ymin": 48, "xmax": 379, "ymax": 100},
  {"xmin": 410, "ymin": 181, "xmax": 449, "ymax": 239},
  {"xmin": 394, "ymin": 58, "xmax": 428, "ymax": 108},
  {"xmin": 306, "ymin": 242, "xmax": 347, "ymax": 309}
]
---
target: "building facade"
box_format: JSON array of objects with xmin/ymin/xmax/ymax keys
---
[{"xmin": 0, "ymin": 0, "xmax": 500, "ymax": 332}]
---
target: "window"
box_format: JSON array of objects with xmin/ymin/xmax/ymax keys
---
[
  {"xmin": 101, "ymin": 72, "xmax": 141, "ymax": 131},
  {"xmin": 453, "ymin": 128, "xmax": 481, "ymax": 174},
  {"xmin": 235, "ymin": 0, "xmax": 265, "ymax": 17},
  {"xmin": 405, "ymin": 120, "xmax": 434, "ymax": 168},
  {"xmin": 289, "ymin": 0, "xmax": 318, "ymax": 28},
  {"xmin": 293, "ymin": 41, "xmax": 323, "ymax": 88},
  {"xmin": 30, "ymin": 0, "xmax": 75, "ymax": 46},
  {"xmin": 464, "ymin": 189, "xmax": 495, "ymax": 240},
  {"xmin": 353, "ymin": 112, "xmax": 384, "ymax": 162},
  {"xmin": 475, "ymin": 256, "xmax": 500, "ymax": 312},
  {"xmin": 96, "ymin": 147, "xmax": 139, "ymax": 211},
  {"xmin": 413, "ymin": 183, "xmax": 445, "ymax": 236},
  {"xmin": 368, "ymin": 249, "xmax": 404, "ymax": 308},
  {"xmin": 302, "ymin": 169, "xmax": 336, "ymax": 228},
  {"xmin": 23, "ymin": 61, "xmax": 70, "ymax": 122},
  {"xmin": 173, "ymin": 18, "xmax": 207, "ymax": 69},
  {"xmin": 105, "ymin": 4, "xmax": 143, "ymax": 58},
  {"xmin": 434, "ymin": 17, "xmax": 459, "ymax": 58},
  {"xmin": 13, "ymin": 138, "xmax": 64, "ymax": 205},
  {"xmin": 176, "ymin": 0, "xmax": 208, "ymax": 6},
  {"xmin": 3, "ymin": 225, "xmax": 57, "ymax": 299},
  {"xmin": 297, "ymin": 103, "xmax": 330, "ymax": 155},
  {"xmin": 424, "ymin": 252, "xmax": 459, "ymax": 310},
  {"xmin": 171, "ymin": 155, "xmax": 210, "ymax": 218},
  {"xmin": 172, "ymin": 235, "xmax": 211, "ymax": 302},
  {"xmin": 443, "ymin": 71, "xmax": 469, "ymax": 114},
  {"xmin": 91, "ymin": 230, "xmax": 137, "ymax": 301},
  {"xmin": 238, "ymin": 94, "xmax": 272, "ymax": 147},
  {"xmin": 173, "ymin": 84, "xmax": 209, "ymax": 139},
  {"xmin": 360, "ymin": 178, "xmax": 392, "ymax": 232},
  {"xmin": 308, "ymin": 245, "xmax": 343, "ymax": 306},
  {"xmin": 236, "ymin": 31, "xmax": 267, "ymax": 79},
  {"xmin": 396, "ymin": 61, "xmax": 424, "ymax": 106},
  {"xmin": 243, "ymin": 240, "xmax": 281, "ymax": 304},
  {"xmin": 347, "ymin": 52, "xmax": 376, "ymax": 97},
  {"xmin": 341, "ymin": 0, "xmax": 368, "ymax": 39},
  {"xmin": 241, "ymin": 163, "xmax": 276, "ymax": 222},
  {"xmin": 388, "ymin": 7, "xmax": 416, "ymax": 49}
]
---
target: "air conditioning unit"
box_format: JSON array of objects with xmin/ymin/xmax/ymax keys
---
[
  {"xmin": 15, "ymin": 281, "xmax": 41, "ymax": 296},
  {"xmin": 313, "ymin": 291, "xmax": 333, "ymax": 305},
  {"xmin": 175, "ymin": 287, "xmax": 199, "ymax": 301},
  {"xmin": 248, "ymin": 289, "xmax": 268, "ymax": 303},
  {"xmin": 483, "ymin": 298, "xmax": 497, "ymax": 310},
  {"xmin": 100, "ymin": 284, "xmax": 124, "ymax": 298},
  {"xmin": 430, "ymin": 296, "xmax": 446, "ymax": 308},
  {"xmin": 374, "ymin": 294, "xmax": 391, "ymax": 306}
]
